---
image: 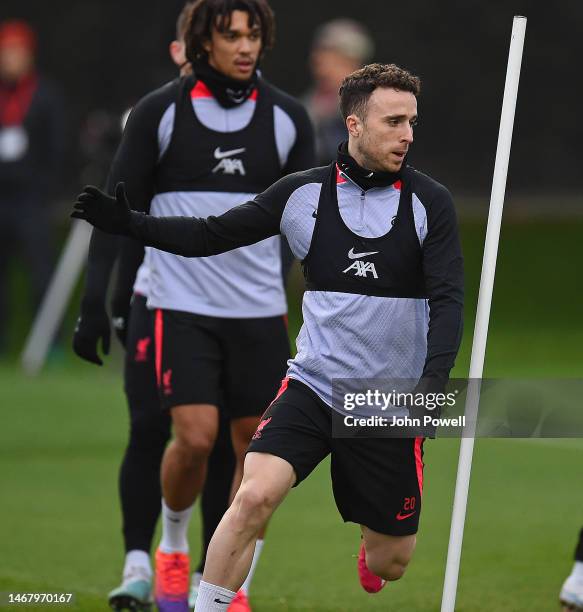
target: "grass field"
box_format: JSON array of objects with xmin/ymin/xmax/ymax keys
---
[{"xmin": 1, "ymin": 219, "xmax": 582, "ymax": 611}]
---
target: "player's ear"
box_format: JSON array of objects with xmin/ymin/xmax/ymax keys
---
[
  {"xmin": 202, "ymin": 37, "xmax": 212, "ymax": 54},
  {"xmin": 169, "ymin": 40, "xmax": 186, "ymax": 67},
  {"xmin": 346, "ymin": 114, "xmax": 363, "ymax": 139}
]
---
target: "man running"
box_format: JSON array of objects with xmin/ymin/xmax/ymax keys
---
[
  {"xmin": 75, "ymin": 1, "xmax": 314, "ymax": 611},
  {"xmin": 73, "ymin": 62, "xmax": 463, "ymax": 610}
]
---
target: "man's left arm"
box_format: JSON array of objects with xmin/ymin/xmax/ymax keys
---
[
  {"xmin": 281, "ymin": 104, "xmax": 316, "ymax": 175},
  {"xmin": 419, "ymin": 186, "xmax": 464, "ymax": 389}
]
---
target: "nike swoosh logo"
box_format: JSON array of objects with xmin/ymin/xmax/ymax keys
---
[
  {"xmin": 348, "ymin": 247, "xmax": 379, "ymax": 259},
  {"xmin": 214, "ymin": 598, "xmax": 230, "ymax": 604},
  {"xmin": 396, "ymin": 510, "xmax": 416, "ymax": 521},
  {"xmin": 214, "ymin": 146, "xmax": 246, "ymax": 159}
]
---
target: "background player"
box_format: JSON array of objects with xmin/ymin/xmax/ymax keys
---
[
  {"xmin": 72, "ymin": 4, "xmax": 289, "ymax": 610},
  {"xmin": 73, "ymin": 6, "xmax": 237, "ymax": 611},
  {"xmin": 561, "ymin": 528, "xmax": 583, "ymax": 610},
  {"xmin": 76, "ymin": 1, "xmax": 314, "ymax": 611}
]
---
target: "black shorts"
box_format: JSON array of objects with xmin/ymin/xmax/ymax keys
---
[
  {"xmin": 152, "ymin": 308, "xmax": 290, "ymax": 418},
  {"xmin": 248, "ymin": 378, "xmax": 425, "ymax": 536},
  {"xmin": 124, "ymin": 294, "xmax": 159, "ymax": 406}
]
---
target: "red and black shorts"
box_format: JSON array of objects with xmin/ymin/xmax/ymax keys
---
[
  {"xmin": 248, "ymin": 378, "xmax": 425, "ymax": 536},
  {"xmin": 152, "ymin": 308, "xmax": 290, "ymax": 419},
  {"xmin": 124, "ymin": 295, "xmax": 157, "ymax": 402}
]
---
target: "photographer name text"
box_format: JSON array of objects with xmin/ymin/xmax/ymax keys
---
[{"xmin": 343, "ymin": 414, "xmax": 466, "ymax": 428}]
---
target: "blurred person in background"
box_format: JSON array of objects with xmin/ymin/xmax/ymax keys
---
[
  {"xmin": 0, "ymin": 20, "xmax": 63, "ymax": 355},
  {"xmin": 78, "ymin": 109, "xmax": 123, "ymax": 188},
  {"xmin": 560, "ymin": 528, "xmax": 583, "ymax": 610},
  {"xmin": 303, "ymin": 18, "xmax": 374, "ymax": 165}
]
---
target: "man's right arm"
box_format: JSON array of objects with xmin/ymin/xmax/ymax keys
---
[
  {"xmin": 128, "ymin": 195, "xmax": 282, "ymax": 257},
  {"xmin": 73, "ymin": 169, "xmax": 314, "ymax": 258}
]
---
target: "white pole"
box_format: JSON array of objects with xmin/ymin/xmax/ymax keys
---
[
  {"xmin": 20, "ymin": 220, "xmax": 93, "ymax": 375},
  {"xmin": 440, "ymin": 16, "xmax": 527, "ymax": 612}
]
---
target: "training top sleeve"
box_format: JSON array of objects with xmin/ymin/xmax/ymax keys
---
[
  {"xmin": 106, "ymin": 82, "xmax": 180, "ymax": 209},
  {"xmin": 127, "ymin": 169, "xmax": 314, "ymax": 257},
  {"xmin": 275, "ymin": 91, "xmax": 316, "ymax": 284},
  {"xmin": 110, "ymin": 238, "xmax": 144, "ymax": 319},
  {"xmin": 81, "ymin": 82, "xmax": 177, "ymax": 306},
  {"xmin": 419, "ymin": 182, "xmax": 464, "ymax": 386},
  {"xmin": 280, "ymin": 100, "xmax": 316, "ymax": 175},
  {"xmin": 269, "ymin": 83, "xmax": 317, "ymax": 175},
  {"xmin": 82, "ymin": 230, "xmax": 120, "ymax": 305}
]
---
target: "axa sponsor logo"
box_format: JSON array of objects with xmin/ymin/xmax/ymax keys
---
[
  {"xmin": 212, "ymin": 146, "xmax": 246, "ymax": 176},
  {"xmin": 252, "ymin": 416, "xmax": 272, "ymax": 440},
  {"xmin": 134, "ymin": 336, "xmax": 151, "ymax": 362},
  {"xmin": 343, "ymin": 247, "xmax": 379, "ymax": 279}
]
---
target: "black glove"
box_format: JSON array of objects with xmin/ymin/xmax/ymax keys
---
[
  {"xmin": 72, "ymin": 297, "xmax": 111, "ymax": 365},
  {"xmin": 71, "ymin": 182, "xmax": 132, "ymax": 235}
]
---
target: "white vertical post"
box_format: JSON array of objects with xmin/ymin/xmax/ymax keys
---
[
  {"xmin": 20, "ymin": 220, "xmax": 92, "ymax": 375},
  {"xmin": 440, "ymin": 16, "xmax": 527, "ymax": 612}
]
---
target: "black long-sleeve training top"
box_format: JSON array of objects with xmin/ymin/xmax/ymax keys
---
[{"xmin": 82, "ymin": 73, "xmax": 314, "ymax": 318}]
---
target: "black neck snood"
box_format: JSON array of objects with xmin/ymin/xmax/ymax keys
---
[
  {"xmin": 336, "ymin": 141, "xmax": 404, "ymax": 191},
  {"xmin": 192, "ymin": 58, "xmax": 258, "ymax": 109}
]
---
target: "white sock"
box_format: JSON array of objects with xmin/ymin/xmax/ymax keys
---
[
  {"xmin": 122, "ymin": 550, "xmax": 152, "ymax": 584},
  {"xmin": 194, "ymin": 580, "xmax": 236, "ymax": 611},
  {"xmin": 572, "ymin": 560, "xmax": 583, "ymax": 581},
  {"xmin": 240, "ymin": 539, "xmax": 264, "ymax": 595},
  {"xmin": 159, "ymin": 499, "xmax": 193, "ymax": 553}
]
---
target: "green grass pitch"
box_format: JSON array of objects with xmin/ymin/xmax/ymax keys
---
[{"xmin": 0, "ymin": 219, "xmax": 582, "ymax": 610}]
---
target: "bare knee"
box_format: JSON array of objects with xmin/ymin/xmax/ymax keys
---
[
  {"xmin": 230, "ymin": 480, "xmax": 279, "ymax": 533},
  {"xmin": 366, "ymin": 551, "xmax": 410, "ymax": 581},
  {"xmin": 364, "ymin": 534, "xmax": 416, "ymax": 582},
  {"xmin": 171, "ymin": 404, "xmax": 218, "ymax": 462},
  {"xmin": 225, "ymin": 452, "xmax": 295, "ymax": 536},
  {"xmin": 174, "ymin": 430, "xmax": 214, "ymax": 461}
]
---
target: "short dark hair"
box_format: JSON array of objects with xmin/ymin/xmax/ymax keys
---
[
  {"xmin": 176, "ymin": 2, "xmax": 195, "ymax": 41},
  {"xmin": 339, "ymin": 63, "xmax": 421, "ymax": 120},
  {"xmin": 183, "ymin": 0, "xmax": 275, "ymax": 63}
]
